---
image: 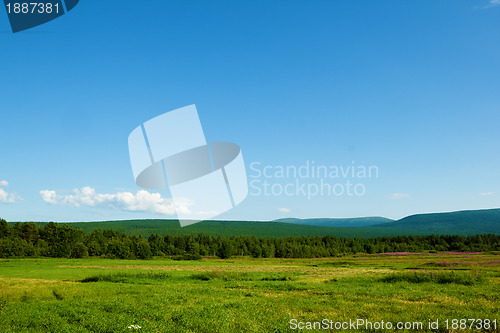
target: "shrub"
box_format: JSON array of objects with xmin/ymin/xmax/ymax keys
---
[
  {"xmin": 70, "ymin": 242, "xmax": 88, "ymax": 258},
  {"xmin": 217, "ymin": 240, "xmax": 234, "ymax": 259}
]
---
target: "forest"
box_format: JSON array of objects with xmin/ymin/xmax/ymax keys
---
[{"xmin": 0, "ymin": 219, "xmax": 498, "ymax": 259}]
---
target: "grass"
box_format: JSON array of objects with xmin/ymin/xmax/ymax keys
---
[
  {"xmin": 0, "ymin": 253, "xmax": 498, "ymax": 332},
  {"xmin": 380, "ymin": 271, "xmax": 486, "ymax": 285},
  {"xmin": 190, "ymin": 271, "xmax": 251, "ymax": 281},
  {"xmin": 79, "ymin": 271, "xmax": 172, "ymax": 284}
]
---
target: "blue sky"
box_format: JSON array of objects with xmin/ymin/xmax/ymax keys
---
[{"xmin": 1, "ymin": 0, "xmax": 499, "ymax": 222}]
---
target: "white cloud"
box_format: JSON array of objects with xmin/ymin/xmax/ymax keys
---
[
  {"xmin": 39, "ymin": 190, "xmax": 58, "ymax": 205},
  {"xmin": 482, "ymin": 0, "xmax": 500, "ymax": 8},
  {"xmin": 480, "ymin": 192, "xmax": 493, "ymax": 196},
  {"xmin": 0, "ymin": 189, "xmax": 14, "ymax": 203},
  {"xmin": 40, "ymin": 186, "xmax": 193, "ymax": 216},
  {"xmin": 391, "ymin": 193, "xmax": 409, "ymax": 199},
  {"xmin": 278, "ymin": 207, "xmax": 291, "ymax": 213},
  {"xmin": 0, "ymin": 189, "xmax": 22, "ymax": 203},
  {"xmin": 0, "ymin": 181, "xmax": 22, "ymax": 203}
]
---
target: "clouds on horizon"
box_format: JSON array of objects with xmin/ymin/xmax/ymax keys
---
[
  {"xmin": 40, "ymin": 186, "xmax": 193, "ymax": 216},
  {"xmin": 278, "ymin": 207, "xmax": 291, "ymax": 213},
  {"xmin": 0, "ymin": 180, "xmax": 23, "ymax": 204}
]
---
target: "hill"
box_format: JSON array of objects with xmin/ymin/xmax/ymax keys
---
[
  {"xmin": 274, "ymin": 217, "xmax": 393, "ymax": 227},
  {"xmin": 55, "ymin": 220, "xmax": 406, "ymax": 238},
  {"xmin": 374, "ymin": 208, "xmax": 500, "ymax": 235},
  {"xmin": 9, "ymin": 208, "xmax": 499, "ymax": 238}
]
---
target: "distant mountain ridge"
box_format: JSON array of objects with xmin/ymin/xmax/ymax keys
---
[
  {"xmin": 273, "ymin": 208, "xmax": 500, "ymax": 235},
  {"xmin": 9, "ymin": 208, "xmax": 499, "ymax": 237},
  {"xmin": 373, "ymin": 208, "xmax": 500, "ymax": 235},
  {"xmin": 273, "ymin": 217, "xmax": 394, "ymax": 227}
]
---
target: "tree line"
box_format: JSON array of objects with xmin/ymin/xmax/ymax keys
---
[{"xmin": 0, "ymin": 219, "xmax": 498, "ymax": 259}]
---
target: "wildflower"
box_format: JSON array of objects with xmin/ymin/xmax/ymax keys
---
[{"xmin": 128, "ymin": 325, "xmax": 142, "ymax": 330}]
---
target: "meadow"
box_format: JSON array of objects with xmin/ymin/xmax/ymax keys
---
[{"xmin": 0, "ymin": 253, "xmax": 498, "ymax": 332}]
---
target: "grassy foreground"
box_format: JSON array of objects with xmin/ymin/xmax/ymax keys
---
[{"xmin": 0, "ymin": 253, "xmax": 498, "ymax": 332}]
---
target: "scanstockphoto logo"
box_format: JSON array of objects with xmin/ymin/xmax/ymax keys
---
[
  {"xmin": 3, "ymin": 0, "xmax": 79, "ymax": 33},
  {"xmin": 128, "ymin": 105, "xmax": 248, "ymax": 227},
  {"xmin": 249, "ymin": 161, "xmax": 379, "ymax": 199}
]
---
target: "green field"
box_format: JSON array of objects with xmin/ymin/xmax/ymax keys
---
[{"xmin": 0, "ymin": 253, "xmax": 498, "ymax": 332}]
